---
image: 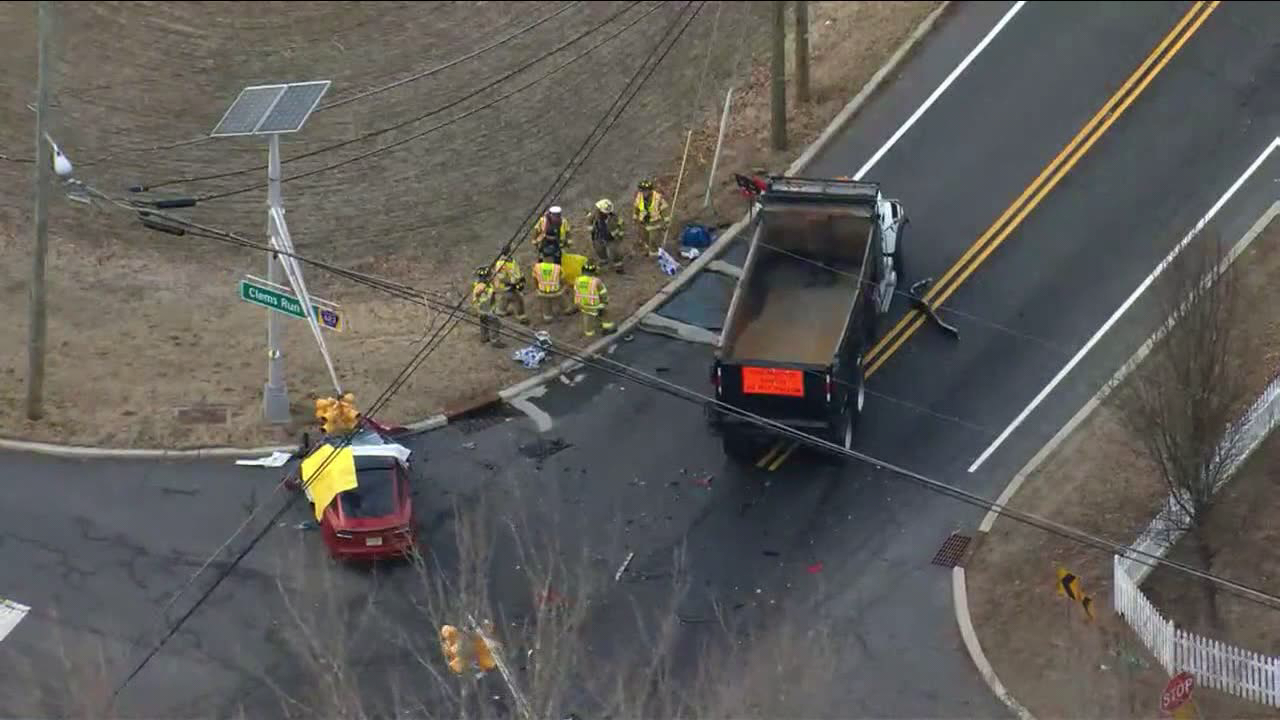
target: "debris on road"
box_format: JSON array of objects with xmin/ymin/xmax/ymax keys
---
[
  {"xmin": 462, "ymin": 441, "xmax": 477, "ymax": 450},
  {"xmin": 615, "ymin": 551, "xmax": 635, "ymax": 582},
  {"xmin": 692, "ymin": 473, "xmax": 713, "ymax": 488},
  {"xmin": 512, "ymin": 346, "xmax": 547, "ymax": 369},
  {"xmin": 235, "ymin": 450, "xmax": 293, "ymax": 468},
  {"xmin": 762, "ymin": 550, "xmax": 780, "ymax": 557},
  {"xmin": 807, "ymin": 562, "xmax": 824, "ymax": 574},
  {"xmin": 294, "ymin": 520, "xmax": 318, "ymax": 531}
]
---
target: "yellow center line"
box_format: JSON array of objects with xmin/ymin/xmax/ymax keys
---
[
  {"xmin": 864, "ymin": 0, "xmax": 1217, "ymax": 378},
  {"xmin": 756, "ymin": 440, "xmax": 784, "ymax": 468},
  {"xmin": 767, "ymin": 442, "xmax": 798, "ymax": 471}
]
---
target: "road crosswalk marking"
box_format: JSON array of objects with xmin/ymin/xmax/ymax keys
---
[{"xmin": 0, "ymin": 597, "xmax": 31, "ymax": 643}]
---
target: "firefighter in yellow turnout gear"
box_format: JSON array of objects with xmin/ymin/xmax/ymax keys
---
[
  {"xmin": 533, "ymin": 249, "xmax": 576, "ymax": 322},
  {"xmin": 585, "ymin": 198, "xmax": 625, "ymax": 273},
  {"xmin": 530, "ymin": 205, "xmax": 572, "ymax": 264},
  {"xmin": 574, "ymin": 261, "xmax": 615, "ymax": 337},
  {"xmin": 633, "ymin": 179, "xmax": 669, "ymax": 257},
  {"xmin": 491, "ymin": 255, "xmax": 528, "ymax": 323},
  {"xmin": 471, "ymin": 266, "xmax": 505, "ymax": 347}
]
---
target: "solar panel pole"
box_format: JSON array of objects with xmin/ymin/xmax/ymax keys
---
[{"xmin": 263, "ymin": 133, "xmax": 291, "ymax": 424}]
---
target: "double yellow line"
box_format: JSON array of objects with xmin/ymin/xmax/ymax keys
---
[
  {"xmin": 862, "ymin": 0, "xmax": 1219, "ymax": 378},
  {"xmin": 755, "ymin": 1, "xmax": 1218, "ymax": 471}
]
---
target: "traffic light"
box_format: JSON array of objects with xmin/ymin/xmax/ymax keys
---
[
  {"xmin": 472, "ymin": 621, "xmax": 497, "ymax": 672},
  {"xmin": 314, "ymin": 396, "xmax": 340, "ymax": 434},
  {"xmin": 314, "ymin": 394, "xmax": 359, "ymax": 435},
  {"xmin": 440, "ymin": 625, "xmax": 468, "ymax": 674}
]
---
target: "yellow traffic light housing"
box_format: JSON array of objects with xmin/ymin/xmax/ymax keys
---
[
  {"xmin": 314, "ymin": 394, "xmax": 359, "ymax": 435},
  {"xmin": 440, "ymin": 624, "xmax": 467, "ymax": 674}
]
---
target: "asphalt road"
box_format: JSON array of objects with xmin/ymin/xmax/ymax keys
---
[{"xmin": 6, "ymin": 1, "xmax": 1280, "ymax": 716}]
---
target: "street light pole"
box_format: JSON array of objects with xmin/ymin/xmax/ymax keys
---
[
  {"xmin": 263, "ymin": 134, "xmax": 291, "ymax": 424},
  {"xmin": 26, "ymin": 0, "xmax": 52, "ymax": 421}
]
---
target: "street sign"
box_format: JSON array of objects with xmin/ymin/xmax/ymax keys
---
[
  {"xmin": 1161, "ymin": 672, "xmax": 1194, "ymax": 714},
  {"xmin": 239, "ymin": 276, "xmax": 344, "ymax": 332},
  {"xmin": 1056, "ymin": 567, "xmax": 1095, "ymax": 621}
]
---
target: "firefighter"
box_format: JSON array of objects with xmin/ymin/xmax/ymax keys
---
[
  {"xmin": 633, "ymin": 179, "xmax": 669, "ymax": 257},
  {"xmin": 471, "ymin": 266, "xmax": 505, "ymax": 347},
  {"xmin": 491, "ymin": 254, "xmax": 528, "ymax": 323},
  {"xmin": 533, "ymin": 248, "xmax": 575, "ymax": 322},
  {"xmin": 585, "ymin": 198, "xmax": 625, "ymax": 273},
  {"xmin": 574, "ymin": 260, "xmax": 615, "ymax": 337},
  {"xmin": 531, "ymin": 205, "xmax": 572, "ymax": 263}
]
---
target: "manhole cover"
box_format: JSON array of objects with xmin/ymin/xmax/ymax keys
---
[{"xmin": 931, "ymin": 533, "xmax": 972, "ymax": 568}]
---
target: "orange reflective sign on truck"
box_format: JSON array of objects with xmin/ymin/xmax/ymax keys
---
[{"xmin": 741, "ymin": 366, "xmax": 805, "ymax": 397}]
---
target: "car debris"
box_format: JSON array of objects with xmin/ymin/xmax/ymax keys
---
[{"xmin": 615, "ymin": 551, "xmax": 635, "ymax": 582}]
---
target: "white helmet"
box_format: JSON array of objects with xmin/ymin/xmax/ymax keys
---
[
  {"xmin": 549, "ymin": 205, "xmax": 562, "ymax": 215},
  {"xmin": 595, "ymin": 198, "xmax": 613, "ymax": 214}
]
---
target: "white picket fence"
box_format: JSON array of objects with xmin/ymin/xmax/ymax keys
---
[{"xmin": 1114, "ymin": 554, "xmax": 1280, "ymax": 707}]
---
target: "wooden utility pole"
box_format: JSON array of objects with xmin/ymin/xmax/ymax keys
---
[
  {"xmin": 27, "ymin": 0, "xmax": 52, "ymax": 421},
  {"xmin": 795, "ymin": 0, "xmax": 811, "ymax": 103},
  {"xmin": 770, "ymin": 0, "xmax": 787, "ymax": 150}
]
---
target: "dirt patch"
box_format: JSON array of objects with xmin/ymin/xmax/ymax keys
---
[
  {"xmin": 0, "ymin": 1, "xmax": 940, "ymax": 448},
  {"xmin": 967, "ymin": 214, "xmax": 1280, "ymax": 719}
]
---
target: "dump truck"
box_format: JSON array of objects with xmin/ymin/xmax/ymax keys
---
[{"xmin": 708, "ymin": 176, "xmax": 907, "ymax": 462}]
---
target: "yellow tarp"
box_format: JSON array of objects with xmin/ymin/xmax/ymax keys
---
[
  {"xmin": 561, "ymin": 253, "xmax": 588, "ymax": 285},
  {"xmin": 300, "ymin": 443, "xmax": 358, "ymax": 521}
]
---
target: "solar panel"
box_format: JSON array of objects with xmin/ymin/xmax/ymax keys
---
[
  {"xmin": 255, "ymin": 81, "xmax": 330, "ymax": 134},
  {"xmin": 211, "ymin": 85, "xmax": 286, "ymax": 137}
]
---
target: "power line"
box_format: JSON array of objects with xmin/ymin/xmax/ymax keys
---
[
  {"xmin": 103, "ymin": 3, "xmax": 702, "ymax": 700},
  {"xmin": 100, "ymin": 170, "xmax": 1280, "ymax": 616},
  {"xmin": 135, "ymin": 1, "xmax": 646, "ymax": 194},
  {"xmin": 166, "ymin": 213, "xmax": 1280, "ymax": 614},
  {"xmin": 3, "ymin": 3, "xmax": 587, "ymax": 169},
  {"xmin": 316, "ymin": 1, "xmax": 583, "ymax": 112},
  {"xmin": 194, "ymin": 0, "xmax": 664, "ymax": 204}
]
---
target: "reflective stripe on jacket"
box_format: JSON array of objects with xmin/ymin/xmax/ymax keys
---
[
  {"xmin": 633, "ymin": 190, "xmax": 666, "ymax": 225},
  {"xmin": 492, "ymin": 259, "xmax": 522, "ymax": 289},
  {"xmin": 574, "ymin": 275, "xmax": 605, "ymax": 312},
  {"xmin": 471, "ymin": 281, "xmax": 494, "ymax": 310},
  {"xmin": 534, "ymin": 262, "xmax": 562, "ymax": 294}
]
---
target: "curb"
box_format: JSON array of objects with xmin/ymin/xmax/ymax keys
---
[
  {"xmin": 951, "ymin": 201, "xmax": 1280, "ymax": 720},
  {"xmin": 0, "ymin": 3, "xmax": 952, "ymax": 461}
]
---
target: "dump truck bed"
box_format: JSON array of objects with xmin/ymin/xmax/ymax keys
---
[
  {"xmin": 721, "ymin": 194, "xmax": 873, "ymax": 367},
  {"xmin": 727, "ymin": 256, "xmax": 861, "ymax": 365}
]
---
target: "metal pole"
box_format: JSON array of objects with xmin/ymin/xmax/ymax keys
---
[
  {"xmin": 795, "ymin": 0, "xmax": 811, "ymax": 104},
  {"xmin": 703, "ymin": 87, "xmax": 734, "ymax": 209},
  {"xmin": 661, "ymin": 130, "xmax": 694, "ymax": 249},
  {"xmin": 26, "ymin": 1, "xmax": 52, "ymax": 421},
  {"xmin": 770, "ymin": 0, "xmax": 787, "ymax": 151},
  {"xmin": 263, "ymin": 134, "xmax": 291, "ymax": 424}
]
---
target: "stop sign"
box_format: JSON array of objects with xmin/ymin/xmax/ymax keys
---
[{"xmin": 1161, "ymin": 672, "xmax": 1195, "ymax": 713}]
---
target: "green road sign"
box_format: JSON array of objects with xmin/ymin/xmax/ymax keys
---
[{"xmin": 239, "ymin": 277, "xmax": 344, "ymax": 332}]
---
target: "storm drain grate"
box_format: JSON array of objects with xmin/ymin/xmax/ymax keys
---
[{"xmin": 931, "ymin": 533, "xmax": 972, "ymax": 568}]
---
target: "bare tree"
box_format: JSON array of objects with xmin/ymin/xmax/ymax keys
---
[{"xmin": 1114, "ymin": 238, "xmax": 1251, "ymax": 628}]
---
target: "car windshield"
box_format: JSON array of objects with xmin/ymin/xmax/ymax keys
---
[{"xmin": 338, "ymin": 462, "xmax": 398, "ymax": 519}]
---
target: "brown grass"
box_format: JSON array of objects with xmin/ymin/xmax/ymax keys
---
[
  {"xmin": 967, "ymin": 216, "xmax": 1280, "ymax": 719},
  {"xmin": 0, "ymin": 1, "xmax": 940, "ymax": 448}
]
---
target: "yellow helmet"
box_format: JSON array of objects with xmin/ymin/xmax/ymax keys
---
[{"xmin": 595, "ymin": 198, "xmax": 613, "ymax": 214}]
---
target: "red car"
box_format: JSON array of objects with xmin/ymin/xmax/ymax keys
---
[{"xmin": 320, "ymin": 453, "xmax": 418, "ymax": 561}]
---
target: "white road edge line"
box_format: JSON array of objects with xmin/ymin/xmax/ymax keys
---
[
  {"xmin": 953, "ymin": 568, "xmax": 1035, "ymax": 720},
  {"xmin": 852, "ymin": 0, "xmax": 1026, "ymax": 180},
  {"xmin": 0, "ymin": 597, "xmax": 31, "ymax": 644},
  {"xmin": 968, "ymin": 136, "xmax": 1280, "ymax": 474}
]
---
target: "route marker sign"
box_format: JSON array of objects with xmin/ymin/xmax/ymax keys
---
[
  {"xmin": 239, "ymin": 275, "xmax": 345, "ymax": 332},
  {"xmin": 1161, "ymin": 672, "xmax": 1196, "ymax": 718}
]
